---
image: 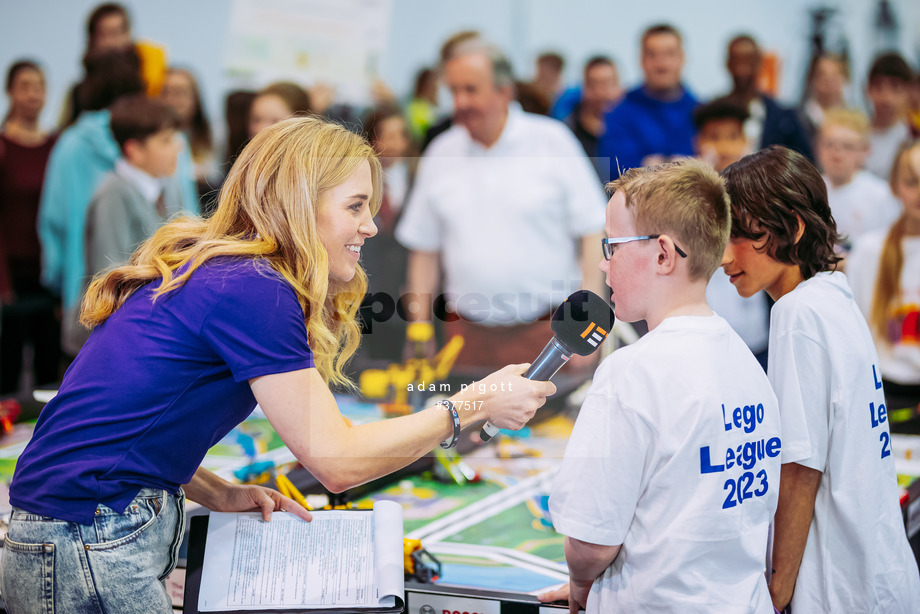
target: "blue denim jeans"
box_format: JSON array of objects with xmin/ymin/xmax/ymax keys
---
[{"xmin": 0, "ymin": 488, "xmax": 185, "ymax": 614}]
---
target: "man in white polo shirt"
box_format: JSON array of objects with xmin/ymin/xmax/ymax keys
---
[{"xmin": 395, "ymin": 38, "xmax": 606, "ymax": 369}]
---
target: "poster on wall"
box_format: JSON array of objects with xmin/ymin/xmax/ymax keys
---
[{"xmin": 224, "ymin": 0, "xmax": 393, "ymax": 105}]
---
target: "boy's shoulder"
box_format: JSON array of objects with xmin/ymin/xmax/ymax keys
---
[
  {"xmin": 589, "ymin": 316, "xmax": 765, "ymax": 428},
  {"xmin": 592, "ymin": 317, "xmax": 734, "ymax": 395},
  {"xmin": 90, "ymin": 171, "xmax": 139, "ymax": 203},
  {"xmin": 772, "ymin": 272, "xmax": 853, "ymax": 336},
  {"xmin": 588, "ymin": 341, "xmax": 649, "ymax": 407}
]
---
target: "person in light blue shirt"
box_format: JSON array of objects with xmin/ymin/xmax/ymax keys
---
[{"xmin": 38, "ymin": 50, "xmax": 197, "ymax": 356}]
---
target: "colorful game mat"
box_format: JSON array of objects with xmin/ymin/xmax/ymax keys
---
[{"xmin": 4, "ymin": 393, "xmax": 919, "ymax": 595}]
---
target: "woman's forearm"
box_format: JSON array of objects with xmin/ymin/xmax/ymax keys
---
[
  {"xmin": 251, "ymin": 367, "xmax": 552, "ymax": 493},
  {"xmin": 182, "ymin": 466, "xmax": 233, "ymax": 508}
]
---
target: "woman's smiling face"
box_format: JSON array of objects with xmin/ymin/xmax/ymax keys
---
[{"xmin": 315, "ymin": 161, "xmax": 378, "ymax": 283}]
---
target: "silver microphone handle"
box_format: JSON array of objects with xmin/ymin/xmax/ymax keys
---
[{"xmin": 479, "ymin": 337, "xmax": 571, "ymax": 442}]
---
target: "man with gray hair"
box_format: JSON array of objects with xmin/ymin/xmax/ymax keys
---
[{"xmin": 395, "ymin": 38, "xmax": 606, "ymax": 370}]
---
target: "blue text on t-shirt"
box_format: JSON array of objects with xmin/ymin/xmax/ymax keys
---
[
  {"xmin": 699, "ymin": 401, "xmax": 781, "ymax": 510},
  {"xmin": 871, "ymin": 365, "xmax": 892, "ymax": 459}
]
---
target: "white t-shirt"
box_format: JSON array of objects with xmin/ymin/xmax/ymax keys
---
[
  {"xmin": 824, "ymin": 170, "xmax": 900, "ymax": 248},
  {"xmin": 550, "ymin": 315, "xmax": 781, "ymax": 613},
  {"xmin": 866, "ymin": 122, "xmax": 911, "ymax": 180},
  {"xmin": 848, "ymin": 230, "xmax": 920, "ymax": 386},
  {"xmin": 395, "ymin": 106, "xmax": 606, "ymax": 324},
  {"xmin": 767, "ymin": 271, "xmax": 920, "ymax": 612}
]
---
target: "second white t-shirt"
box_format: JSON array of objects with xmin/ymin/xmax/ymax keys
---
[{"xmin": 768, "ymin": 271, "xmax": 920, "ymax": 612}]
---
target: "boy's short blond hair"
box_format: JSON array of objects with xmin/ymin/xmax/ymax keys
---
[
  {"xmin": 606, "ymin": 158, "xmax": 730, "ymax": 281},
  {"xmin": 820, "ymin": 108, "xmax": 870, "ymax": 140}
]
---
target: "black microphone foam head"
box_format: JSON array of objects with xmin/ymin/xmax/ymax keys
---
[{"xmin": 551, "ymin": 290, "xmax": 616, "ymax": 356}]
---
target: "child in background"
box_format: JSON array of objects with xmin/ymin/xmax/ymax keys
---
[
  {"xmin": 550, "ymin": 158, "xmax": 782, "ymax": 613},
  {"xmin": 73, "ymin": 94, "xmax": 183, "ymax": 351},
  {"xmin": 721, "ymin": 145, "xmax": 920, "ymax": 612},
  {"xmin": 865, "ymin": 53, "xmax": 914, "ymax": 180},
  {"xmin": 86, "ymin": 94, "xmax": 182, "ymax": 273},
  {"xmin": 357, "ymin": 105, "xmax": 415, "ymax": 363},
  {"xmin": 848, "ymin": 141, "xmax": 920, "ymax": 425},
  {"xmin": 800, "ymin": 53, "xmax": 851, "ymax": 141},
  {"xmin": 816, "ymin": 107, "xmax": 900, "ymax": 251},
  {"xmin": 693, "ymin": 99, "xmax": 770, "ymax": 368},
  {"xmin": 693, "ymin": 98, "xmax": 750, "ymax": 172},
  {"xmin": 160, "ymin": 67, "xmax": 216, "ymax": 203},
  {"xmin": 247, "ymin": 81, "xmax": 311, "ymax": 140}
]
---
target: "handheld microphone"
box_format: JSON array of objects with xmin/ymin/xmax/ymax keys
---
[{"xmin": 479, "ymin": 290, "xmax": 615, "ymax": 442}]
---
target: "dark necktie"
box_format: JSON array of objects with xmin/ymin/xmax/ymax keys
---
[{"xmin": 155, "ymin": 191, "xmax": 167, "ymax": 218}]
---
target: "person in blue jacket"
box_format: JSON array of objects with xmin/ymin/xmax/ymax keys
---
[
  {"xmin": 716, "ymin": 35, "xmax": 815, "ymax": 162},
  {"xmin": 38, "ymin": 49, "xmax": 197, "ymax": 357},
  {"xmin": 597, "ymin": 24, "xmax": 698, "ymax": 177}
]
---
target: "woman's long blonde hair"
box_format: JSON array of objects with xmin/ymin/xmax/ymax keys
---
[
  {"xmin": 870, "ymin": 141, "xmax": 919, "ymax": 340},
  {"xmin": 82, "ymin": 116, "xmax": 382, "ymax": 388}
]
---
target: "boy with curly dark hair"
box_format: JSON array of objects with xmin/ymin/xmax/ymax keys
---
[{"xmin": 722, "ymin": 145, "xmax": 920, "ymax": 612}]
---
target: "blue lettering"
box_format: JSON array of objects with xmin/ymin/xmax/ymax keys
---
[
  {"xmin": 765, "ymin": 437, "xmax": 781, "ymax": 458},
  {"xmin": 725, "ymin": 446, "xmax": 735, "ymax": 469},
  {"xmin": 743, "ymin": 405, "xmax": 756, "ymax": 433},
  {"xmin": 870, "ymin": 402, "xmax": 887, "ymax": 428},
  {"xmin": 723, "ymin": 402, "xmax": 767, "ymax": 433},
  {"xmin": 700, "ymin": 446, "xmax": 725, "ymax": 474},
  {"xmin": 741, "ymin": 442, "xmax": 757, "ymax": 470},
  {"xmin": 873, "ymin": 365, "xmax": 883, "ymax": 390}
]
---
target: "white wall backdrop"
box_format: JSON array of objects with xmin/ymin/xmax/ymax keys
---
[{"xmin": 2, "ymin": 0, "xmax": 918, "ymax": 145}]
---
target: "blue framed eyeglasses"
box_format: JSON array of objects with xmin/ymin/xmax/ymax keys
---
[{"xmin": 602, "ymin": 235, "xmax": 688, "ymax": 260}]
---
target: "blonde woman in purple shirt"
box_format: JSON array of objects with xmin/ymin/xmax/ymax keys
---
[{"xmin": 0, "ymin": 117, "xmax": 553, "ymax": 613}]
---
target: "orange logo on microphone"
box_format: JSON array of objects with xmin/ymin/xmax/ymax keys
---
[{"xmin": 580, "ymin": 322, "xmax": 608, "ymax": 347}]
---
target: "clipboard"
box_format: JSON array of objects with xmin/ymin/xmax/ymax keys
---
[{"xmin": 184, "ymin": 509, "xmax": 405, "ymax": 614}]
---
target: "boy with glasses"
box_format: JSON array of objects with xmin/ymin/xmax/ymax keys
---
[
  {"xmin": 721, "ymin": 145, "xmax": 920, "ymax": 612},
  {"xmin": 816, "ymin": 107, "xmax": 900, "ymax": 252},
  {"xmin": 548, "ymin": 158, "xmax": 782, "ymax": 612}
]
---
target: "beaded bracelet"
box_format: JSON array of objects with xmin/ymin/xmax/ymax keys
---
[{"xmin": 437, "ymin": 399, "xmax": 461, "ymax": 449}]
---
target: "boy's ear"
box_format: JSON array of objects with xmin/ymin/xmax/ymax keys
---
[
  {"xmin": 655, "ymin": 235, "xmax": 680, "ymax": 274},
  {"xmin": 122, "ymin": 138, "xmax": 144, "ymax": 163},
  {"xmin": 793, "ymin": 215, "xmax": 805, "ymax": 245}
]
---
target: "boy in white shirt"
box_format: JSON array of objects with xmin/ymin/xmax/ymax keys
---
[
  {"xmin": 816, "ymin": 107, "xmax": 900, "ymax": 251},
  {"xmin": 549, "ymin": 158, "xmax": 783, "ymax": 613},
  {"xmin": 721, "ymin": 145, "xmax": 920, "ymax": 612}
]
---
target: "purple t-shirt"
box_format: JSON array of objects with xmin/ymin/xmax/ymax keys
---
[{"xmin": 10, "ymin": 257, "xmax": 314, "ymax": 524}]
